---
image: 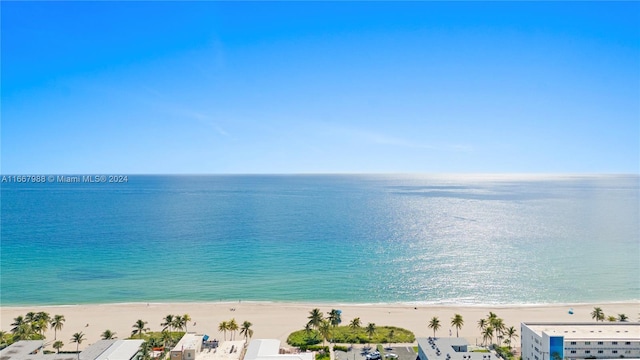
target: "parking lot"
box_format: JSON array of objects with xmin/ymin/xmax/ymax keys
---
[{"xmin": 335, "ymin": 345, "xmax": 416, "ymax": 360}]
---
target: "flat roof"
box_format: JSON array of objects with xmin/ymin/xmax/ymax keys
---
[
  {"xmin": 79, "ymin": 340, "xmax": 117, "ymax": 360},
  {"xmin": 95, "ymin": 340, "xmax": 144, "ymax": 360},
  {"xmin": 1, "ymin": 340, "xmax": 142, "ymax": 360},
  {"xmin": 418, "ymin": 337, "xmax": 490, "ymax": 360},
  {"xmin": 522, "ymin": 323, "xmax": 640, "ymax": 340},
  {"xmin": 173, "ymin": 334, "xmax": 203, "ymax": 352},
  {"xmin": 244, "ymin": 340, "xmax": 312, "ymax": 360}
]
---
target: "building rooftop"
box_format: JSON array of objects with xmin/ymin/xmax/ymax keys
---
[
  {"xmin": 1, "ymin": 340, "xmax": 142, "ymax": 360},
  {"xmin": 173, "ymin": 334, "xmax": 203, "ymax": 352},
  {"xmin": 94, "ymin": 340, "xmax": 144, "ymax": 360},
  {"xmin": 244, "ymin": 340, "xmax": 312, "ymax": 360},
  {"xmin": 418, "ymin": 337, "xmax": 490, "ymax": 360},
  {"xmin": 522, "ymin": 323, "xmax": 640, "ymax": 340}
]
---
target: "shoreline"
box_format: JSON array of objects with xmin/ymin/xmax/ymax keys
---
[
  {"xmin": 2, "ymin": 298, "xmax": 639, "ymax": 308},
  {"xmin": 2, "ymin": 301, "xmax": 637, "ymax": 352}
]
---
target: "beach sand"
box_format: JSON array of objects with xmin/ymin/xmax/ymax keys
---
[{"xmin": 1, "ymin": 302, "xmax": 638, "ymax": 352}]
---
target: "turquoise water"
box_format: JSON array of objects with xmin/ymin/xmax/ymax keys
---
[{"xmin": 1, "ymin": 174, "xmax": 638, "ymax": 305}]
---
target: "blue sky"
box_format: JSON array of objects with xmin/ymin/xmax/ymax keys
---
[{"xmin": 2, "ymin": 1, "xmax": 639, "ymax": 174}]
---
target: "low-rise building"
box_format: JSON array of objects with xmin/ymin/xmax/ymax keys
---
[
  {"xmin": 244, "ymin": 339, "xmax": 312, "ymax": 360},
  {"xmin": 521, "ymin": 322, "xmax": 640, "ymax": 360},
  {"xmin": 0, "ymin": 340, "xmax": 144, "ymax": 360},
  {"xmin": 171, "ymin": 334, "xmax": 203, "ymax": 360},
  {"xmin": 417, "ymin": 337, "xmax": 492, "ymax": 360}
]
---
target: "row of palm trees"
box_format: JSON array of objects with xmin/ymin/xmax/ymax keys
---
[
  {"xmin": 590, "ymin": 307, "xmax": 629, "ymax": 322},
  {"xmin": 218, "ymin": 319, "xmax": 253, "ymax": 341},
  {"xmin": 8, "ymin": 312, "xmax": 66, "ymax": 342},
  {"xmin": 427, "ymin": 313, "xmax": 518, "ymax": 349},
  {"xmin": 305, "ymin": 308, "xmax": 377, "ymax": 347},
  {"xmin": 47, "ymin": 331, "xmax": 85, "ymax": 355},
  {"xmin": 161, "ymin": 314, "xmax": 192, "ymax": 334}
]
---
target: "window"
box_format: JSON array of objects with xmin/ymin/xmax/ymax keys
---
[
  {"xmin": 625, "ymin": 342, "xmax": 631, "ymax": 345},
  {"xmin": 598, "ymin": 342, "xmax": 603, "ymax": 345},
  {"xmin": 612, "ymin": 351, "xmax": 618, "ymax": 354},
  {"xmin": 585, "ymin": 342, "xmax": 591, "ymax": 345},
  {"xmin": 571, "ymin": 351, "xmax": 576, "ymax": 354},
  {"xmin": 598, "ymin": 351, "xmax": 603, "ymax": 354},
  {"xmin": 570, "ymin": 342, "xmax": 577, "ymax": 345},
  {"xmin": 585, "ymin": 351, "xmax": 591, "ymax": 354},
  {"xmin": 612, "ymin": 342, "xmax": 618, "ymax": 345}
]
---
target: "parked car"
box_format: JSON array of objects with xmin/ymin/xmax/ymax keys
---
[
  {"xmin": 385, "ymin": 354, "xmax": 399, "ymax": 359},
  {"xmin": 366, "ymin": 351, "xmax": 382, "ymax": 360}
]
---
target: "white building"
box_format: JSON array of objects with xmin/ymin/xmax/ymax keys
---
[
  {"xmin": 244, "ymin": 339, "xmax": 313, "ymax": 360},
  {"xmin": 171, "ymin": 334, "xmax": 203, "ymax": 360},
  {"xmin": 0, "ymin": 340, "xmax": 144, "ymax": 360},
  {"xmin": 417, "ymin": 337, "xmax": 492, "ymax": 360},
  {"xmin": 521, "ymin": 323, "xmax": 640, "ymax": 360}
]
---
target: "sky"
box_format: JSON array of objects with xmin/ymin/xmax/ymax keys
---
[{"xmin": 2, "ymin": 1, "xmax": 639, "ymax": 174}]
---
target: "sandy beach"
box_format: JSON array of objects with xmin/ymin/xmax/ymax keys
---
[{"xmin": 1, "ymin": 302, "xmax": 638, "ymax": 352}]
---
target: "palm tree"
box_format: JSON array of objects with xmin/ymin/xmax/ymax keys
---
[
  {"xmin": 173, "ymin": 316, "xmax": 187, "ymax": 333},
  {"xmin": 607, "ymin": 316, "xmax": 617, "ymax": 322},
  {"xmin": 53, "ymin": 340, "xmax": 64, "ymax": 353},
  {"xmin": 11, "ymin": 316, "xmax": 25, "ymax": 333},
  {"xmin": 139, "ymin": 341, "xmax": 152, "ymax": 360},
  {"xmin": 505, "ymin": 326, "xmax": 518, "ymax": 350},
  {"xmin": 327, "ymin": 310, "xmax": 341, "ymax": 343},
  {"xmin": 182, "ymin": 314, "xmax": 192, "ymax": 333},
  {"xmin": 318, "ymin": 320, "xmax": 332, "ymax": 347},
  {"xmin": 101, "ymin": 329, "xmax": 116, "ymax": 340},
  {"xmin": 13, "ymin": 323, "xmax": 34, "ymax": 341},
  {"xmin": 487, "ymin": 312, "xmax": 497, "ymax": 323},
  {"xmin": 51, "ymin": 315, "xmax": 65, "ymax": 341},
  {"xmin": 490, "ymin": 318, "xmax": 504, "ymax": 345},
  {"xmin": 308, "ymin": 308, "xmax": 324, "ymax": 330},
  {"xmin": 33, "ymin": 312, "xmax": 51, "ymax": 337},
  {"xmin": 218, "ymin": 321, "xmax": 229, "ymax": 341},
  {"xmin": 349, "ymin": 318, "xmax": 361, "ymax": 347},
  {"xmin": 240, "ymin": 321, "xmax": 254, "ymax": 341},
  {"xmin": 618, "ymin": 314, "xmax": 629, "ymax": 322},
  {"xmin": 161, "ymin": 315, "xmax": 174, "ymax": 333},
  {"xmin": 303, "ymin": 322, "xmax": 315, "ymax": 342},
  {"xmin": 477, "ymin": 318, "xmax": 487, "ymax": 331},
  {"xmin": 451, "ymin": 314, "xmax": 464, "ymax": 337},
  {"xmin": 591, "ymin": 307, "xmax": 605, "ymax": 322},
  {"xmin": 228, "ymin": 319, "xmax": 239, "ymax": 341},
  {"xmin": 428, "ymin": 317, "xmax": 441, "ymax": 338},
  {"xmin": 71, "ymin": 332, "xmax": 85, "ymax": 358},
  {"xmin": 365, "ymin": 323, "xmax": 376, "ymax": 346},
  {"xmin": 482, "ymin": 326, "xmax": 493, "ymax": 347},
  {"xmin": 131, "ymin": 319, "xmax": 149, "ymax": 339},
  {"xmin": 161, "ymin": 330, "xmax": 174, "ymax": 348},
  {"xmin": 387, "ymin": 329, "xmax": 395, "ymax": 348},
  {"xmin": 25, "ymin": 312, "xmax": 36, "ymax": 324},
  {"xmin": 328, "ymin": 309, "xmax": 341, "ymax": 327}
]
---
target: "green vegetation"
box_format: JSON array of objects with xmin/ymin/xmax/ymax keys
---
[
  {"xmin": 451, "ymin": 314, "xmax": 464, "ymax": 338},
  {"xmin": 591, "ymin": 307, "xmax": 605, "ymax": 322},
  {"xmin": 333, "ymin": 345, "xmax": 348, "ymax": 352},
  {"xmin": 495, "ymin": 346, "xmax": 515, "ymax": 360},
  {"xmin": 287, "ymin": 325, "xmax": 414, "ymax": 347},
  {"xmin": 428, "ymin": 317, "xmax": 441, "ymax": 337},
  {"xmin": 126, "ymin": 331, "xmax": 184, "ymax": 345},
  {"xmin": 290, "ymin": 308, "xmax": 413, "ymax": 348},
  {"xmin": 472, "ymin": 349, "xmax": 490, "ymax": 353}
]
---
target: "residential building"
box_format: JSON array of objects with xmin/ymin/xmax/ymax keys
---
[{"xmin": 521, "ymin": 323, "xmax": 640, "ymax": 360}]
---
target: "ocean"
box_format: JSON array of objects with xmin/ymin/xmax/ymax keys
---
[{"xmin": 1, "ymin": 174, "xmax": 638, "ymax": 306}]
